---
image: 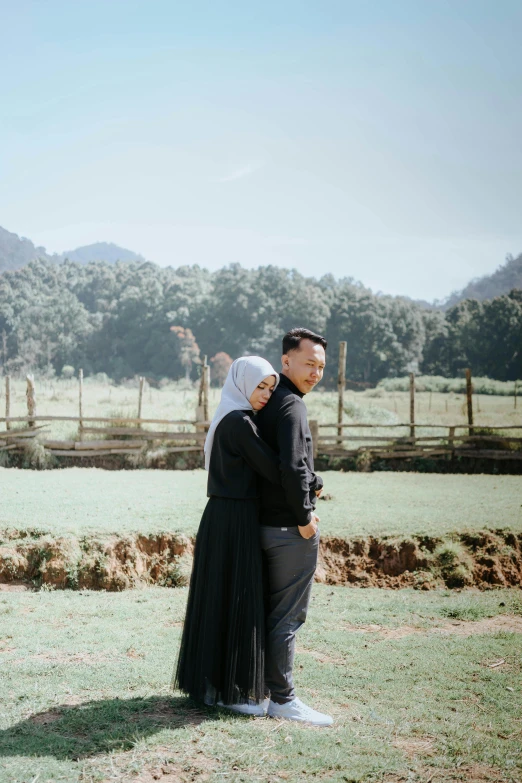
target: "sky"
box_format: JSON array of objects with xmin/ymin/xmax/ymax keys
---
[{"xmin": 1, "ymin": 0, "xmax": 521, "ymax": 301}]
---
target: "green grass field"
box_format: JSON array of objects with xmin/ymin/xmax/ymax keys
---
[
  {"xmin": 2, "ymin": 453, "xmax": 521, "ymax": 780},
  {"xmin": 1, "ymin": 468, "xmax": 521, "ymax": 539},
  {"xmin": 1, "ymin": 586, "xmax": 521, "ymax": 783}
]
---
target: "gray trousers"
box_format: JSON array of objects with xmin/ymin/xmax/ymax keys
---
[{"xmin": 260, "ymin": 525, "xmax": 319, "ymax": 704}]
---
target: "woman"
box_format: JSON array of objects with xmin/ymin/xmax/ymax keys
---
[{"xmin": 173, "ymin": 356, "xmax": 281, "ymax": 716}]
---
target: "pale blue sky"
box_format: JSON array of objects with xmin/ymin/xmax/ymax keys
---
[{"xmin": 1, "ymin": 0, "xmax": 521, "ymax": 300}]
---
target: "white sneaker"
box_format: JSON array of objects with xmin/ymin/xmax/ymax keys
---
[
  {"xmin": 267, "ymin": 697, "xmax": 333, "ymax": 726},
  {"xmin": 217, "ymin": 698, "xmax": 269, "ymax": 717}
]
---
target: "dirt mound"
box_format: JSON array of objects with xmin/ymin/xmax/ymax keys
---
[
  {"xmin": 0, "ymin": 528, "xmax": 520, "ymax": 591},
  {"xmin": 0, "ymin": 531, "xmax": 193, "ymax": 591},
  {"xmin": 315, "ymin": 529, "xmax": 522, "ymax": 589}
]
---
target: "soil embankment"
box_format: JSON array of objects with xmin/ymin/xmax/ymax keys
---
[{"xmin": 1, "ymin": 528, "xmax": 521, "ymax": 591}]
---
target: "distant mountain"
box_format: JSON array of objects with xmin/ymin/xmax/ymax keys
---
[
  {"xmin": 59, "ymin": 242, "xmax": 146, "ymax": 265},
  {"xmin": 0, "ymin": 226, "xmax": 53, "ymax": 272},
  {"xmin": 442, "ymin": 252, "xmax": 522, "ymax": 309},
  {"xmin": 0, "ymin": 227, "xmax": 145, "ymax": 274}
]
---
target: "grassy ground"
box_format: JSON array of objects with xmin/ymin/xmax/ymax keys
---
[
  {"xmin": 1, "ymin": 469, "xmax": 521, "ymax": 539},
  {"xmin": 2, "ymin": 377, "xmax": 521, "ymax": 442},
  {"xmin": 0, "ymin": 585, "xmax": 521, "ymax": 783}
]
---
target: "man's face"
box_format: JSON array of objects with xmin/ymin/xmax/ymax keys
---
[{"xmin": 282, "ymin": 339, "xmax": 326, "ymax": 394}]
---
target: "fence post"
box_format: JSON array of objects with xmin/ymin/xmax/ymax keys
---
[
  {"xmin": 79, "ymin": 369, "xmax": 84, "ymax": 441},
  {"xmin": 26, "ymin": 374, "xmax": 36, "ymax": 427},
  {"xmin": 310, "ymin": 419, "xmax": 319, "ymax": 460},
  {"xmin": 5, "ymin": 375, "xmax": 10, "ymax": 431},
  {"xmin": 196, "ymin": 356, "xmax": 209, "ymax": 432},
  {"xmin": 409, "ymin": 372, "xmax": 415, "ymax": 439},
  {"xmin": 337, "ymin": 341, "xmax": 347, "ymax": 446},
  {"xmin": 1, "ymin": 330, "xmax": 6, "ymax": 369},
  {"xmin": 197, "ymin": 355, "xmax": 206, "ymax": 409},
  {"xmin": 465, "ymin": 368, "xmax": 474, "ymax": 436},
  {"xmin": 448, "ymin": 426, "xmax": 455, "ymax": 452},
  {"xmin": 203, "ymin": 361, "xmax": 210, "ymax": 424},
  {"xmin": 137, "ymin": 376, "xmax": 145, "ymax": 424}
]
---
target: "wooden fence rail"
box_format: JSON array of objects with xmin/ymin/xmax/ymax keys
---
[
  {"xmin": 0, "ymin": 415, "xmax": 209, "ymax": 425},
  {"xmin": 1, "ymin": 414, "xmax": 521, "ymax": 462},
  {"xmin": 311, "ymin": 420, "xmax": 522, "ymax": 461},
  {"xmin": 0, "ymin": 415, "xmax": 211, "ymax": 458}
]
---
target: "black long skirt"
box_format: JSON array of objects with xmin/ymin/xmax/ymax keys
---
[{"xmin": 172, "ymin": 496, "xmax": 265, "ymax": 706}]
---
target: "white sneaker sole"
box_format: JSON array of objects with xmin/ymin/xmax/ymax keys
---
[
  {"xmin": 268, "ymin": 714, "xmax": 333, "ymax": 726},
  {"xmin": 217, "ymin": 700, "xmax": 267, "ymax": 717},
  {"xmin": 267, "ymin": 706, "xmax": 333, "ymax": 726}
]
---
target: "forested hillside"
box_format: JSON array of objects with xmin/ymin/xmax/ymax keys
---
[
  {"xmin": 0, "ymin": 227, "xmax": 53, "ymax": 272},
  {"xmin": 0, "ymin": 259, "xmax": 520, "ymax": 384},
  {"xmin": 443, "ymin": 253, "xmax": 522, "ymax": 308}
]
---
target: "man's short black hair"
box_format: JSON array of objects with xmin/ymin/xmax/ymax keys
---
[{"xmin": 282, "ymin": 327, "xmax": 328, "ymax": 355}]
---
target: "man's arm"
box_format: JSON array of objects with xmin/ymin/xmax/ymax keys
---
[{"xmin": 276, "ymin": 397, "xmax": 317, "ymax": 528}]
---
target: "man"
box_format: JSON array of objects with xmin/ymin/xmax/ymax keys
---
[{"xmin": 256, "ymin": 327, "xmax": 333, "ymax": 727}]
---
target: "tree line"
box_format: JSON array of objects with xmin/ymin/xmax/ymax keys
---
[{"xmin": 0, "ymin": 259, "xmax": 520, "ymax": 385}]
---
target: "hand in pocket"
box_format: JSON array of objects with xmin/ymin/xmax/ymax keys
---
[{"xmin": 298, "ymin": 513, "xmax": 320, "ymax": 539}]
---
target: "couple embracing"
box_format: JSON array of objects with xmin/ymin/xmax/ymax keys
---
[{"xmin": 173, "ymin": 328, "xmax": 332, "ymax": 727}]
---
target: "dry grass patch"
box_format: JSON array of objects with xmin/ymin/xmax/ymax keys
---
[
  {"xmin": 382, "ymin": 765, "xmax": 511, "ymax": 783},
  {"xmin": 339, "ymin": 614, "xmax": 522, "ymax": 641},
  {"xmin": 391, "ymin": 736, "xmax": 436, "ymax": 758}
]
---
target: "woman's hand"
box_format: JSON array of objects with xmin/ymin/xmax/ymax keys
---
[{"xmin": 298, "ymin": 514, "xmax": 320, "ymax": 539}]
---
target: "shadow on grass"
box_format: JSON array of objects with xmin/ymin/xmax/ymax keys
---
[{"xmin": 0, "ymin": 695, "xmax": 216, "ymax": 760}]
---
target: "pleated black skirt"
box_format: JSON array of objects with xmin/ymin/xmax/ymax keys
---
[{"xmin": 172, "ymin": 496, "xmax": 265, "ymax": 706}]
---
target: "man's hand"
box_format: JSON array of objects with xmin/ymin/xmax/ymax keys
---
[
  {"xmin": 315, "ymin": 488, "xmax": 323, "ymax": 498},
  {"xmin": 298, "ymin": 513, "xmax": 320, "ymax": 539}
]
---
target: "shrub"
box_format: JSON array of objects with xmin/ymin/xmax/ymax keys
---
[
  {"xmin": 22, "ymin": 438, "xmax": 55, "ymax": 470},
  {"xmin": 61, "ymin": 365, "xmax": 75, "ymax": 379},
  {"xmin": 355, "ymin": 450, "xmax": 372, "ymax": 472},
  {"xmin": 159, "ymin": 553, "xmax": 193, "ymax": 587},
  {"xmin": 378, "ymin": 375, "xmax": 520, "ymax": 396}
]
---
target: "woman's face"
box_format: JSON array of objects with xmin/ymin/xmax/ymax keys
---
[{"xmin": 249, "ymin": 375, "xmax": 277, "ymax": 410}]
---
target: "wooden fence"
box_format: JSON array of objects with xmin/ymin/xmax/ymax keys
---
[
  {"xmin": 2, "ymin": 417, "xmax": 521, "ymax": 462},
  {"xmin": 1, "ymin": 351, "xmax": 521, "ymax": 463},
  {"xmin": 311, "ymin": 342, "xmax": 522, "ymax": 461},
  {"xmin": 1, "ymin": 359, "xmax": 212, "ymax": 459},
  {"xmin": 0, "ymin": 416, "xmax": 209, "ymax": 457},
  {"xmin": 310, "ymin": 422, "xmax": 522, "ymax": 462}
]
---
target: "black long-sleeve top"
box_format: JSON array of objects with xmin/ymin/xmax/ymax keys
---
[
  {"xmin": 207, "ymin": 410, "xmax": 281, "ymax": 498},
  {"xmin": 255, "ymin": 374, "xmax": 323, "ymax": 527}
]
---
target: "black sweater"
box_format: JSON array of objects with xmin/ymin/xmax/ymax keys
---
[
  {"xmin": 255, "ymin": 374, "xmax": 323, "ymax": 527},
  {"xmin": 207, "ymin": 410, "xmax": 281, "ymax": 499}
]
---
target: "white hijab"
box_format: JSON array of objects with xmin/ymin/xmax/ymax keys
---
[{"xmin": 204, "ymin": 355, "xmax": 279, "ymax": 470}]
